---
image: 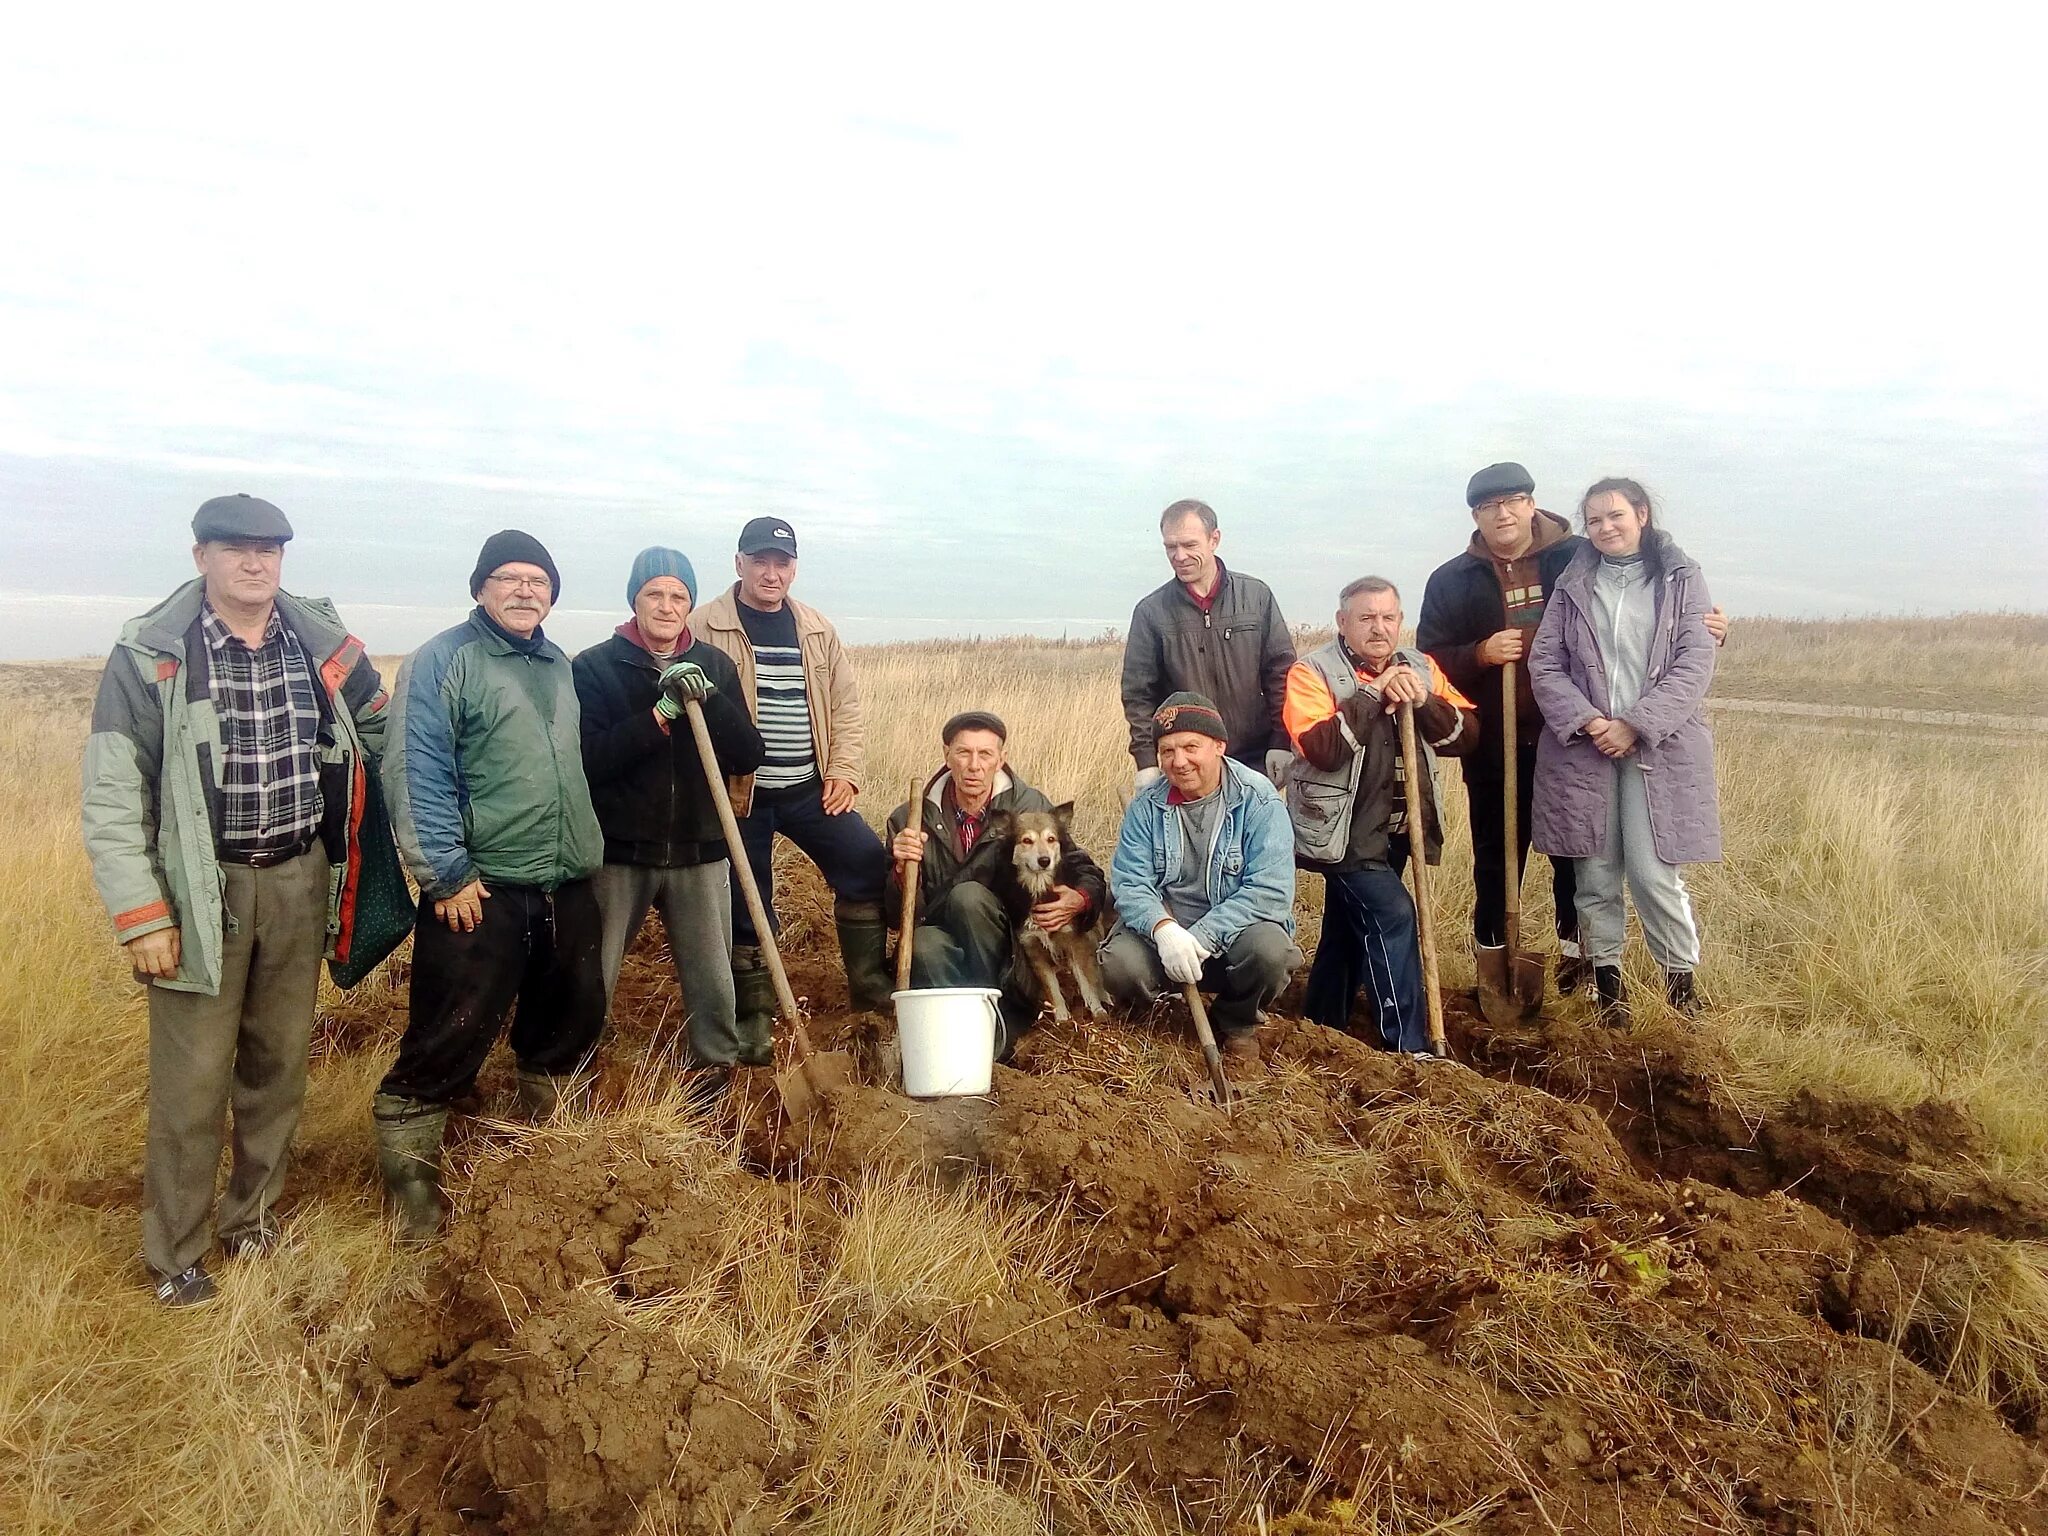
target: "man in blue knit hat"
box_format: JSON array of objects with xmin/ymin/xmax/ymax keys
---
[{"xmin": 572, "ymin": 548, "xmax": 765, "ymax": 1099}]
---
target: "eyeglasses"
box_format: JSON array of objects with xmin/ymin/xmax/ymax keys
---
[
  {"xmin": 486, "ymin": 573, "xmax": 552, "ymax": 594},
  {"xmin": 1476, "ymin": 494, "xmax": 1533, "ymax": 514}
]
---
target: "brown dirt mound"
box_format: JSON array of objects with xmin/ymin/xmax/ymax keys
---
[
  {"xmin": 359, "ymin": 995, "xmax": 2048, "ymax": 1535},
  {"xmin": 1455, "ymin": 1000, "xmax": 2048, "ymax": 1240}
]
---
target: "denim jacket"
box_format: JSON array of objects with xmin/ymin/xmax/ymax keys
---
[{"xmin": 1110, "ymin": 755, "xmax": 1297, "ymax": 953}]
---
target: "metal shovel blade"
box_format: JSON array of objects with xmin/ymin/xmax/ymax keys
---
[
  {"xmin": 1509, "ymin": 948, "xmax": 1547, "ymax": 1012},
  {"xmin": 774, "ymin": 1047, "xmax": 858, "ymax": 1122}
]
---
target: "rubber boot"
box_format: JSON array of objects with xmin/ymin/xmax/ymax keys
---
[
  {"xmin": 1664, "ymin": 970, "xmax": 1702, "ymax": 1017},
  {"xmin": 515, "ymin": 1068, "xmax": 594, "ymax": 1123},
  {"xmin": 1594, "ymin": 965, "xmax": 1629, "ymax": 1028},
  {"xmin": 372, "ymin": 1093, "xmax": 448, "ymax": 1245},
  {"xmin": 1554, "ymin": 937, "xmax": 1591, "ymax": 997},
  {"xmin": 834, "ymin": 897, "xmax": 893, "ymax": 1012},
  {"xmin": 731, "ymin": 945, "xmax": 777, "ymax": 1067}
]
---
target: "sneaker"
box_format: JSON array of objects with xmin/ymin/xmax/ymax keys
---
[
  {"xmin": 153, "ymin": 1263, "xmax": 218, "ymax": 1307},
  {"xmin": 221, "ymin": 1220, "xmax": 282, "ymax": 1260}
]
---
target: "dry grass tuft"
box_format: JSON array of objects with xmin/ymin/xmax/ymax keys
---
[{"xmin": 1855, "ymin": 1235, "xmax": 2048, "ymax": 1422}]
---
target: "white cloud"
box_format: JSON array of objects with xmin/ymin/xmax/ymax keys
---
[{"xmin": 0, "ymin": 4, "xmax": 2040, "ymax": 658}]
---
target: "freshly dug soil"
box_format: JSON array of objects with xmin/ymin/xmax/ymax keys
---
[{"xmin": 353, "ymin": 932, "xmax": 2048, "ymax": 1535}]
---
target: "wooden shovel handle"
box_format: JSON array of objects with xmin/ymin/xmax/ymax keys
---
[
  {"xmin": 1399, "ymin": 701, "xmax": 1448, "ymax": 1056},
  {"xmin": 1501, "ymin": 662, "xmax": 1522, "ymax": 936},
  {"xmin": 894, "ymin": 777, "xmax": 921, "ymax": 993},
  {"xmin": 683, "ymin": 698, "xmax": 815, "ymax": 1064},
  {"xmin": 1182, "ymin": 984, "xmax": 1233, "ymax": 1105}
]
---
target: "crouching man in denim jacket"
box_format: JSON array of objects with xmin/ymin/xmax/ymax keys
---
[{"xmin": 1103, "ymin": 691, "xmax": 1300, "ymax": 1067}]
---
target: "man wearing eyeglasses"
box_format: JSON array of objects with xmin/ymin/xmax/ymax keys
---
[
  {"xmin": 1419, "ymin": 464, "xmax": 1724, "ymax": 999},
  {"xmin": 375, "ymin": 529, "xmax": 608, "ymax": 1242}
]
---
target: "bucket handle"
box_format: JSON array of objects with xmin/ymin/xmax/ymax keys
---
[{"xmin": 982, "ymin": 989, "xmax": 1004, "ymax": 1061}]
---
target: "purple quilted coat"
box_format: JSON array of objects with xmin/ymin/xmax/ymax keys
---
[{"xmin": 1527, "ymin": 531, "xmax": 1722, "ymax": 865}]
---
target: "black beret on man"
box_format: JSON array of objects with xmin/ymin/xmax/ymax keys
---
[
  {"xmin": 192, "ymin": 492, "xmax": 294, "ymax": 543},
  {"xmin": 1464, "ymin": 461, "xmax": 1536, "ymax": 508},
  {"xmin": 942, "ymin": 710, "xmax": 1008, "ymax": 744}
]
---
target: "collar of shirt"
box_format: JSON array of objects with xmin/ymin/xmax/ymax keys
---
[
  {"xmin": 1184, "ymin": 559, "xmax": 1227, "ymax": 614},
  {"xmin": 201, "ymin": 602, "xmax": 284, "ymax": 653},
  {"xmin": 940, "ymin": 779, "xmax": 994, "ymax": 852}
]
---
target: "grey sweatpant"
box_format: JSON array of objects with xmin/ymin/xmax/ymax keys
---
[
  {"xmin": 1573, "ymin": 760, "xmax": 1701, "ymax": 972},
  {"xmin": 144, "ymin": 846, "xmax": 330, "ymax": 1277},
  {"xmin": 592, "ymin": 861, "xmax": 738, "ymax": 1067}
]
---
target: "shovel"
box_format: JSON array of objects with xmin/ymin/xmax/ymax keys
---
[
  {"xmin": 894, "ymin": 778, "xmax": 921, "ymax": 994},
  {"xmin": 1478, "ymin": 663, "xmax": 1547, "ymax": 1025},
  {"xmin": 1397, "ymin": 702, "xmax": 1450, "ymax": 1057},
  {"xmin": 683, "ymin": 697, "xmax": 854, "ymax": 1118},
  {"xmin": 1181, "ymin": 984, "xmax": 1233, "ymax": 1107}
]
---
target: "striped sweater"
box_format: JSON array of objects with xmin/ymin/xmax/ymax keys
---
[{"xmin": 737, "ymin": 599, "xmax": 817, "ymax": 791}]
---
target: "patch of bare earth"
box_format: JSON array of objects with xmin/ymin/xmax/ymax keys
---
[{"xmin": 347, "ymin": 935, "xmax": 2048, "ymax": 1534}]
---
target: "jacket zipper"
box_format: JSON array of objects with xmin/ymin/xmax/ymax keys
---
[{"xmin": 532, "ymin": 653, "xmax": 566, "ymax": 879}]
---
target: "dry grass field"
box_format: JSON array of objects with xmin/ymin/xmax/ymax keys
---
[{"xmin": 3, "ymin": 618, "xmax": 2046, "ymax": 1534}]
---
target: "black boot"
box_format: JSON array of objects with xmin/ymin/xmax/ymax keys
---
[
  {"xmin": 1664, "ymin": 970, "xmax": 1702, "ymax": 1017},
  {"xmin": 834, "ymin": 897, "xmax": 893, "ymax": 1011},
  {"xmin": 1554, "ymin": 938, "xmax": 1591, "ymax": 996},
  {"xmin": 1593, "ymin": 965, "xmax": 1629, "ymax": 1028},
  {"xmin": 730, "ymin": 945, "xmax": 777, "ymax": 1067}
]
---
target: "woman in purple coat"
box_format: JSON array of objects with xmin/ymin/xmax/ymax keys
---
[{"xmin": 1528, "ymin": 479, "xmax": 1719, "ymax": 1024}]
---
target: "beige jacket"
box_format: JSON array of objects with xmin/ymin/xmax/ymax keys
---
[{"xmin": 692, "ymin": 586, "xmax": 865, "ymax": 816}]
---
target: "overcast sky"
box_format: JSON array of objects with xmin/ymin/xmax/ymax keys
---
[{"xmin": 1, "ymin": 7, "xmax": 2041, "ymax": 659}]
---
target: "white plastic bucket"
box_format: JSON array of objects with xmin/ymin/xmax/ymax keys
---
[{"xmin": 892, "ymin": 987, "xmax": 1002, "ymax": 1098}]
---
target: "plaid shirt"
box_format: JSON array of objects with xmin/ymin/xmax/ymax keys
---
[{"xmin": 202, "ymin": 604, "xmax": 324, "ymax": 859}]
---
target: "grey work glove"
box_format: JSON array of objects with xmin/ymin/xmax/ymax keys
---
[
  {"xmin": 654, "ymin": 660, "xmax": 714, "ymax": 721},
  {"xmin": 1134, "ymin": 765, "xmax": 1164, "ymax": 792},
  {"xmin": 1265, "ymin": 747, "xmax": 1294, "ymax": 786}
]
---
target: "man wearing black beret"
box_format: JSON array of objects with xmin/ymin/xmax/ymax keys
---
[
  {"xmin": 1419, "ymin": 464, "xmax": 1725, "ymax": 999},
  {"xmin": 884, "ymin": 710, "xmax": 1107, "ymax": 1056},
  {"xmin": 82, "ymin": 494, "xmax": 389, "ymax": 1304}
]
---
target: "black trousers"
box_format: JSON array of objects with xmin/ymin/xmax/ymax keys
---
[
  {"xmin": 380, "ymin": 878, "xmax": 607, "ymax": 1104},
  {"xmin": 731, "ymin": 778, "xmax": 889, "ymax": 947},
  {"xmin": 1464, "ymin": 744, "xmax": 1577, "ymax": 948}
]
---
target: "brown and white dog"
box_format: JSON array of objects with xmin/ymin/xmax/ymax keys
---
[{"xmin": 986, "ymin": 803, "xmax": 1110, "ymax": 1021}]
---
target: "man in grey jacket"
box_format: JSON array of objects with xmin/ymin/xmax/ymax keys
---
[
  {"xmin": 82, "ymin": 494, "xmax": 388, "ymax": 1305},
  {"xmin": 1120, "ymin": 499, "xmax": 1296, "ymax": 790}
]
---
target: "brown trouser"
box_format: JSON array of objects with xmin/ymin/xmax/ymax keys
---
[{"xmin": 143, "ymin": 846, "xmax": 329, "ymax": 1277}]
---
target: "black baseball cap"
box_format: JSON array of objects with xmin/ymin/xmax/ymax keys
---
[
  {"xmin": 192, "ymin": 493, "xmax": 293, "ymax": 543},
  {"xmin": 737, "ymin": 516, "xmax": 798, "ymax": 557}
]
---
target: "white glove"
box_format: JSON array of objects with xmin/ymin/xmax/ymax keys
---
[
  {"xmin": 1265, "ymin": 747, "xmax": 1294, "ymax": 786},
  {"xmin": 1153, "ymin": 920, "xmax": 1209, "ymax": 984},
  {"xmin": 1135, "ymin": 765, "xmax": 1164, "ymax": 791}
]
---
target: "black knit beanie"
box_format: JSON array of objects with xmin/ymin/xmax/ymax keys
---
[{"xmin": 470, "ymin": 529, "xmax": 561, "ymax": 599}]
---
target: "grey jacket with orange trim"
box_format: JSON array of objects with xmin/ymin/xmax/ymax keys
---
[
  {"xmin": 691, "ymin": 586, "xmax": 866, "ymax": 817},
  {"xmin": 80, "ymin": 580, "xmax": 390, "ymax": 995}
]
